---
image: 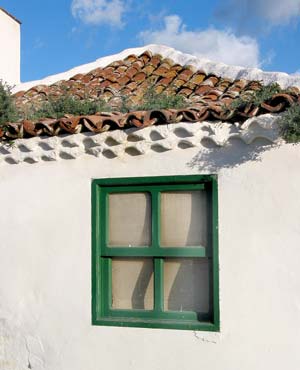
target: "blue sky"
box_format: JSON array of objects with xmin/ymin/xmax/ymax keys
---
[{"xmin": 2, "ymin": 0, "xmax": 300, "ymax": 82}]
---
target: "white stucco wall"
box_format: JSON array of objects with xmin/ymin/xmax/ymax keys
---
[
  {"xmin": 0, "ymin": 9, "xmax": 20, "ymax": 86},
  {"xmin": 0, "ymin": 127, "xmax": 300, "ymax": 370}
]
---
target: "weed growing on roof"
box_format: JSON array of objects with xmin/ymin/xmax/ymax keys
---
[
  {"xmin": 278, "ymin": 103, "xmax": 300, "ymax": 143},
  {"xmin": 19, "ymin": 95, "xmax": 112, "ymax": 120},
  {"xmin": 251, "ymin": 83, "xmax": 282, "ymax": 106},
  {"xmin": 229, "ymin": 82, "xmax": 300, "ymax": 143},
  {"xmin": 16, "ymin": 86, "xmax": 188, "ymax": 121},
  {"xmin": 133, "ymin": 86, "xmax": 188, "ymax": 111},
  {"xmin": 7, "ymin": 80, "xmax": 300, "ymax": 144},
  {"xmin": 118, "ymin": 94, "xmax": 132, "ymax": 113},
  {"xmin": 90, "ymin": 86, "xmax": 189, "ymax": 113},
  {"xmin": 230, "ymin": 82, "xmax": 283, "ymax": 110},
  {"xmin": 0, "ymin": 80, "xmax": 18, "ymax": 126}
]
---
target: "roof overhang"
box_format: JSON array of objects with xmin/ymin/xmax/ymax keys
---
[{"xmin": 0, "ymin": 7, "xmax": 21, "ymax": 24}]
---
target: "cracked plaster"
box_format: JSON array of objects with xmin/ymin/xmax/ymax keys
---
[{"xmin": 0, "ymin": 318, "xmax": 44, "ymax": 370}]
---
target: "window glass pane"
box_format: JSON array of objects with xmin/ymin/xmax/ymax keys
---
[
  {"xmin": 160, "ymin": 190, "xmax": 208, "ymax": 247},
  {"xmin": 109, "ymin": 192, "xmax": 151, "ymax": 247},
  {"xmin": 163, "ymin": 258, "xmax": 210, "ymax": 313},
  {"xmin": 112, "ymin": 258, "xmax": 154, "ymax": 310}
]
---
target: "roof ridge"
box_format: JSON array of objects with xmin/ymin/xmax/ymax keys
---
[
  {"xmin": 9, "ymin": 49, "xmax": 300, "ymax": 140},
  {"xmin": 13, "ymin": 45, "xmax": 300, "ymax": 94}
]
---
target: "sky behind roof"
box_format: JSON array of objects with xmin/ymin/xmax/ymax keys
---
[{"xmin": 2, "ymin": 0, "xmax": 300, "ymax": 82}]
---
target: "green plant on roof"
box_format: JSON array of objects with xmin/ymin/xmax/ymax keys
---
[
  {"xmin": 278, "ymin": 103, "xmax": 300, "ymax": 143},
  {"xmin": 133, "ymin": 86, "xmax": 188, "ymax": 111},
  {"xmin": 0, "ymin": 80, "xmax": 18, "ymax": 126},
  {"xmin": 106, "ymin": 86, "xmax": 188, "ymax": 113},
  {"xmin": 230, "ymin": 82, "xmax": 283, "ymax": 110},
  {"xmin": 16, "ymin": 84, "xmax": 188, "ymax": 121},
  {"xmin": 3, "ymin": 77, "xmax": 300, "ymax": 145},
  {"xmin": 19, "ymin": 94, "xmax": 112, "ymax": 121}
]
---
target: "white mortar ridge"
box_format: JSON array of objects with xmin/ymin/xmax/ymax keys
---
[
  {"xmin": 13, "ymin": 44, "xmax": 300, "ymax": 93},
  {"xmin": 0, "ymin": 114, "xmax": 280, "ymax": 166}
]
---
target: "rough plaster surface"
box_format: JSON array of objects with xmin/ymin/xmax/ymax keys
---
[
  {"xmin": 0, "ymin": 9, "xmax": 20, "ymax": 85},
  {"xmin": 0, "ymin": 318, "xmax": 44, "ymax": 370},
  {"xmin": 13, "ymin": 44, "xmax": 300, "ymax": 93},
  {"xmin": 1, "ymin": 116, "xmax": 300, "ymax": 370},
  {"xmin": 0, "ymin": 114, "xmax": 279, "ymax": 166}
]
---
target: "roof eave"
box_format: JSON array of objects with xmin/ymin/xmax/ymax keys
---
[{"xmin": 0, "ymin": 7, "xmax": 21, "ymax": 25}]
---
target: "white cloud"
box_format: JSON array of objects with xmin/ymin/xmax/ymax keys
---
[
  {"xmin": 71, "ymin": 0, "xmax": 126, "ymax": 27},
  {"xmin": 259, "ymin": 0, "xmax": 300, "ymax": 24},
  {"xmin": 217, "ymin": 0, "xmax": 300, "ymax": 26},
  {"xmin": 140, "ymin": 15, "xmax": 260, "ymax": 68}
]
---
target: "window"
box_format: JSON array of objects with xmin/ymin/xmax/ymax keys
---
[{"xmin": 92, "ymin": 175, "xmax": 219, "ymax": 331}]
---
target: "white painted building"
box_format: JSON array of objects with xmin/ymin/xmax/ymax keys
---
[
  {"xmin": 0, "ymin": 7, "xmax": 21, "ymax": 86},
  {"xmin": 1, "ymin": 46, "xmax": 300, "ymax": 370}
]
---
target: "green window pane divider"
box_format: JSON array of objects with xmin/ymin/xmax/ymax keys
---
[
  {"xmin": 92, "ymin": 175, "xmax": 220, "ymax": 331},
  {"xmin": 102, "ymin": 247, "xmax": 208, "ymax": 258},
  {"xmin": 154, "ymin": 258, "xmax": 164, "ymax": 313}
]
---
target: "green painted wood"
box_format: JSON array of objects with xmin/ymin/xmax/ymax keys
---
[
  {"xmin": 102, "ymin": 258, "xmax": 111, "ymax": 316},
  {"xmin": 92, "ymin": 175, "xmax": 213, "ymax": 187},
  {"xmin": 101, "ymin": 184, "xmax": 205, "ymax": 194},
  {"xmin": 107, "ymin": 308, "xmax": 205, "ymax": 321},
  {"xmin": 154, "ymin": 258, "xmax": 164, "ymax": 312},
  {"xmin": 99, "ymin": 189, "xmax": 108, "ymax": 254},
  {"xmin": 91, "ymin": 175, "xmax": 219, "ymax": 331},
  {"xmin": 212, "ymin": 177, "xmax": 220, "ymax": 331},
  {"xmin": 151, "ymin": 190, "xmax": 159, "ymax": 252},
  {"xmin": 91, "ymin": 181, "xmax": 100, "ymax": 322},
  {"xmin": 93, "ymin": 318, "xmax": 217, "ymax": 331},
  {"xmin": 102, "ymin": 247, "xmax": 207, "ymax": 257}
]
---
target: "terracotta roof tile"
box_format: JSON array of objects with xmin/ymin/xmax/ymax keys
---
[{"xmin": 2, "ymin": 50, "xmax": 299, "ymax": 141}]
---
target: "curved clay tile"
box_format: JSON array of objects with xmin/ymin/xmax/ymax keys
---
[
  {"xmin": 4, "ymin": 50, "xmax": 300, "ymax": 141},
  {"xmin": 260, "ymin": 93, "xmax": 296, "ymax": 112}
]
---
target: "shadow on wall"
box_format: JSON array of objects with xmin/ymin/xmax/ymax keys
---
[{"xmin": 187, "ymin": 137, "xmax": 280, "ymax": 172}]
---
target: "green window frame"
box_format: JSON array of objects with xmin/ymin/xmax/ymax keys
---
[{"xmin": 92, "ymin": 175, "xmax": 219, "ymax": 331}]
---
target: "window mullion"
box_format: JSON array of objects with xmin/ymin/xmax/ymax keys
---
[
  {"xmin": 92, "ymin": 176, "xmax": 219, "ymax": 331},
  {"xmin": 102, "ymin": 257, "xmax": 112, "ymax": 316},
  {"xmin": 151, "ymin": 189, "xmax": 160, "ymax": 252},
  {"xmin": 152, "ymin": 189, "xmax": 163, "ymax": 314},
  {"xmin": 212, "ymin": 178, "xmax": 219, "ymax": 328},
  {"xmin": 154, "ymin": 258, "xmax": 164, "ymax": 313}
]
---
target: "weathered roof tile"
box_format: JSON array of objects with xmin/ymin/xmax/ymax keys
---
[{"xmin": 4, "ymin": 50, "xmax": 299, "ymax": 141}]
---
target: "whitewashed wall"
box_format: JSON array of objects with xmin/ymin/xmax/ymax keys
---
[
  {"xmin": 0, "ymin": 9, "xmax": 20, "ymax": 86},
  {"xmin": 0, "ymin": 131, "xmax": 300, "ymax": 370}
]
